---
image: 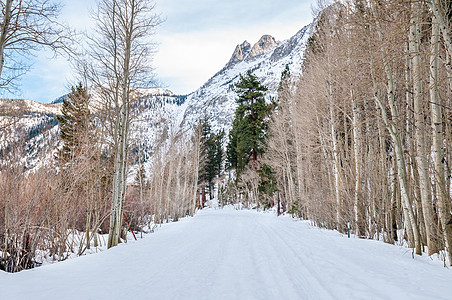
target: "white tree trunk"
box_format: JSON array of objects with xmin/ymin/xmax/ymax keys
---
[
  {"xmin": 108, "ymin": 0, "xmax": 133, "ymax": 248},
  {"xmin": 410, "ymin": 2, "xmax": 437, "ymax": 255},
  {"xmin": 352, "ymin": 89, "xmax": 363, "ymax": 236},
  {"xmin": 430, "ymin": 14, "xmax": 452, "ymax": 265},
  {"xmin": 327, "ymin": 74, "xmax": 342, "ymax": 230},
  {"xmin": 370, "ymin": 0, "xmax": 422, "ymax": 254},
  {"xmin": 429, "ymin": 0, "xmax": 452, "ymax": 59},
  {"xmin": 370, "ymin": 57, "xmax": 421, "ymax": 254}
]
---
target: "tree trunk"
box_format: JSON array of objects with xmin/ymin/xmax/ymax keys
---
[
  {"xmin": 430, "ymin": 14, "xmax": 452, "ymax": 265},
  {"xmin": 326, "ymin": 56, "xmax": 342, "ymax": 230},
  {"xmin": 429, "ymin": 0, "xmax": 452, "ymax": 60},
  {"xmin": 351, "ymin": 89, "xmax": 364, "ymax": 237},
  {"xmin": 192, "ymin": 128, "xmax": 201, "ymax": 214},
  {"xmin": 0, "ymin": 0, "xmax": 13, "ymax": 78},
  {"xmin": 370, "ymin": 56, "xmax": 421, "ymax": 255},
  {"xmin": 369, "ymin": 0, "xmax": 422, "ymax": 254},
  {"xmin": 108, "ymin": 1, "xmax": 133, "ymax": 248},
  {"xmin": 410, "ymin": 2, "xmax": 438, "ymax": 255},
  {"xmin": 166, "ymin": 158, "xmax": 174, "ymax": 217}
]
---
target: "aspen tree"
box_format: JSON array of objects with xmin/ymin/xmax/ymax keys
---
[
  {"xmin": 409, "ymin": 1, "xmax": 438, "ymax": 255},
  {"xmin": 428, "ymin": 0, "xmax": 452, "ymax": 58},
  {"xmin": 0, "ymin": 0, "xmax": 72, "ymax": 89},
  {"xmin": 368, "ymin": 0, "xmax": 422, "ymax": 255},
  {"xmin": 430, "ymin": 13, "xmax": 452, "ymax": 265},
  {"xmin": 86, "ymin": 0, "xmax": 160, "ymax": 248}
]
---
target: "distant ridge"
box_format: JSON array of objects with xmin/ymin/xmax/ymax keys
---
[
  {"xmin": 50, "ymin": 94, "xmax": 68, "ymax": 104},
  {"xmin": 0, "ymin": 23, "xmax": 312, "ymax": 174}
]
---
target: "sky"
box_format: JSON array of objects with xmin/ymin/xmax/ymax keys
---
[{"xmin": 2, "ymin": 0, "xmax": 315, "ymax": 103}]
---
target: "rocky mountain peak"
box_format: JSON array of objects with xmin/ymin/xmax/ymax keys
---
[
  {"xmin": 7, "ymin": 24, "xmax": 312, "ymax": 173},
  {"xmin": 228, "ymin": 40, "xmax": 251, "ymax": 66},
  {"xmin": 249, "ymin": 35, "xmax": 277, "ymax": 59}
]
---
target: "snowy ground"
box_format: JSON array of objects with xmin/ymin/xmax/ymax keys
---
[{"xmin": 2, "ymin": 207, "xmax": 452, "ymax": 300}]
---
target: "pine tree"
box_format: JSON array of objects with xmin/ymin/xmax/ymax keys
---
[
  {"xmin": 226, "ymin": 120, "xmax": 238, "ymax": 171},
  {"xmin": 278, "ymin": 64, "xmax": 291, "ymax": 95},
  {"xmin": 56, "ymin": 83, "xmax": 90, "ymax": 169},
  {"xmin": 205, "ymin": 133, "xmax": 217, "ymax": 199},
  {"xmin": 198, "ymin": 117, "xmax": 211, "ymax": 205},
  {"xmin": 205, "ymin": 130, "xmax": 225, "ymax": 199},
  {"xmin": 196, "ymin": 117, "xmax": 225, "ymax": 202},
  {"xmin": 214, "ymin": 130, "xmax": 225, "ymax": 177},
  {"xmin": 257, "ymin": 164, "xmax": 278, "ymax": 210},
  {"xmin": 226, "ymin": 70, "xmax": 271, "ymax": 176}
]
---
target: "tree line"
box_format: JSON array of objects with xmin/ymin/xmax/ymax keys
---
[
  {"xmin": 220, "ymin": 0, "xmax": 452, "ymax": 267},
  {"xmin": 2, "ymin": 0, "xmax": 452, "ymax": 272},
  {"xmin": 0, "ymin": 0, "xmax": 166, "ymax": 272},
  {"xmin": 224, "ymin": 0, "xmax": 452, "ymax": 265}
]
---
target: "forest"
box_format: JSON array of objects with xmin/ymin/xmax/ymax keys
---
[
  {"xmin": 1, "ymin": 0, "xmax": 452, "ymax": 273},
  {"xmin": 257, "ymin": 0, "xmax": 452, "ymax": 265}
]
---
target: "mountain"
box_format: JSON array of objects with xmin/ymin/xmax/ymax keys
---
[
  {"xmin": 177, "ymin": 24, "xmax": 311, "ymax": 133},
  {"xmin": 126, "ymin": 24, "xmax": 311, "ymax": 177},
  {"xmin": 0, "ymin": 98, "xmax": 61, "ymax": 116},
  {"xmin": 50, "ymin": 94, "xmax": 68, "ymax": 104},
  {"xmin": 0, "ymin": 23, "xmax": 312, "ymax": 172},
  {"xmin": 0, "ymin": 99, "xmax": 61, "ymax": 170}
]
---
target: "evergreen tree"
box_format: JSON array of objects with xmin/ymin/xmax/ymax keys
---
[
  {"xmin": 206, "ymin": 130, "xmax": 225, "ymax": 199},
  {"xmin": 278, "ymin": 64, "xmax": 291, "ymax": 95},
  {"xmin": 226, "ymin": 120, "xmax": 238, "ymax": 171},
  {"xmin": 257, "ymin": 164, "xmax": 278, "ymax": 209},
  {"xmin": 214, "ymin": 130, "xmax": 225, "ymax": 177},
  {"xmin": 134, "ymin": 164, "xmax": 146, "ymax": 187},
  {"xmin": 226, "ymin": 70, "xmax": 272, "ymax": 175},
  {"xmin": 205, "ymin": 133, "xmax": 217, "ymax": 198},
  {"xmin": 197, "ymin": 118, "xmax": 225, "ymax": 202},
  {"xmin": 196, "ymin": 117, "xmax": 212, "ymax": 204},
  {"xmin": 56, "ymin": 83, "xmax": 91, "ymax": 168}
]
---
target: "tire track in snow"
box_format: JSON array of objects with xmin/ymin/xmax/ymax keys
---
[
  {"xmin": 264, "ymin": 217, "xmax": 450, "ymax": 300},
  {"xmin": 3, "ymin": 208, "xmax": 452, "ymax": 300},
  {"xmin": 250, "ymin": 215, "xmax": 313, "ymax": 299},
  {"xmin": 257, "ymin": 215, "xmax": 336, "ymax": 299}
]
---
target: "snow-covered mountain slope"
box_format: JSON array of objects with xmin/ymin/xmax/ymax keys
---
[
  {"xmin": 3, "ymin": 207, "xmax": 452, "ymax": 300},
  {"xmin": 125, "ymin": 24, "xmax": 312, "ymax": 176},
  {"xmin": 0, "ymin": 23, "xmax": 311, "ymax": 171},
  {"xmin": 0, "ymin": 98, "xmax": 61, "ymax": 116},
  {"xmin": 0, "ymin": 99, "xmax": 61, "ymax": 169},
  {"xmin": 0, "ymin": 89, "xmax": 186, "ymax": 171},
  {"xmin": 127, "ymin": 89, "xmax": 188, "ymax": 169},
  {"xmin": 179, "ymin": 24, "xmax": 311, "ymax": 132},
  {"xmin": 127, "ymin": 24, "xmax": 312, "ymax": 152}
]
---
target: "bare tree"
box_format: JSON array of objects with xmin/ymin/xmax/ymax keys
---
[
  {"xmin": 0, "ymin": 0, "xmax": 73, "ymax": 90},
  {"xmin": 429, "ymin": 10, "xmax": 452, "ymax": 265},
  {"xmin": 86, "ymin": 0, "xmax": 160, "ymax": 248}
]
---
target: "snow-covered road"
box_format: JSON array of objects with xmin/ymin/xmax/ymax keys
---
[{"xmin": 2, "ymin": 207, "xmax": 452, "ymax": 299}]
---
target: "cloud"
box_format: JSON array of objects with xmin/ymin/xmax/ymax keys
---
[
  {"xmin": 60, "ymin": 0, "xmax": 94, "ymax": 32},
  {"xmin": 9, "ymin": 0, "xmax": 315, "ymax": 102},
  {"xmin": 154, "ymin": 0, "xmax": 313, "ymax": 95}
]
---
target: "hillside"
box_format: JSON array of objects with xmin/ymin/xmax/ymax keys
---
[
  {"xmin": 179, "ymin": 25, "xmax": 311, "ymax": 132},
  {"xmin": 0, "ymin": 99, "xmax": 61, "ymax": 169},
  {"xmin": 0, "ymin": 24, "xmax": 311, "ymax": 172},
  {"xmin": 2, "ymin": 207, "xmax": 451, "ymax": 300}
]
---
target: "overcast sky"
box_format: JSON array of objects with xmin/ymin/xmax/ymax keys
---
[{"xmin": 3, "ymin": 0, "xmax": 315, "ymax": 103}]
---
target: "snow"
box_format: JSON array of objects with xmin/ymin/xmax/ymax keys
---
[
  {"xmin": 2, "ymin": 207, "xmax": 452, "ymax": 299},
  {"xmin": 0, "ymin": 98, "xmax": 61, "ymax": 116},
  {"xmin": 179, "ymin": 25, "xmax": 311, "ymax": 134},
  {"xmin": 2, "ymin": 24, "xmax": 312, "ymax": 176}
]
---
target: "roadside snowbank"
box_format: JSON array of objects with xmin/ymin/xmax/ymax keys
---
[{"xmin": 2, "ymin": 207, "xmax": 451, "ymax": 299}]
